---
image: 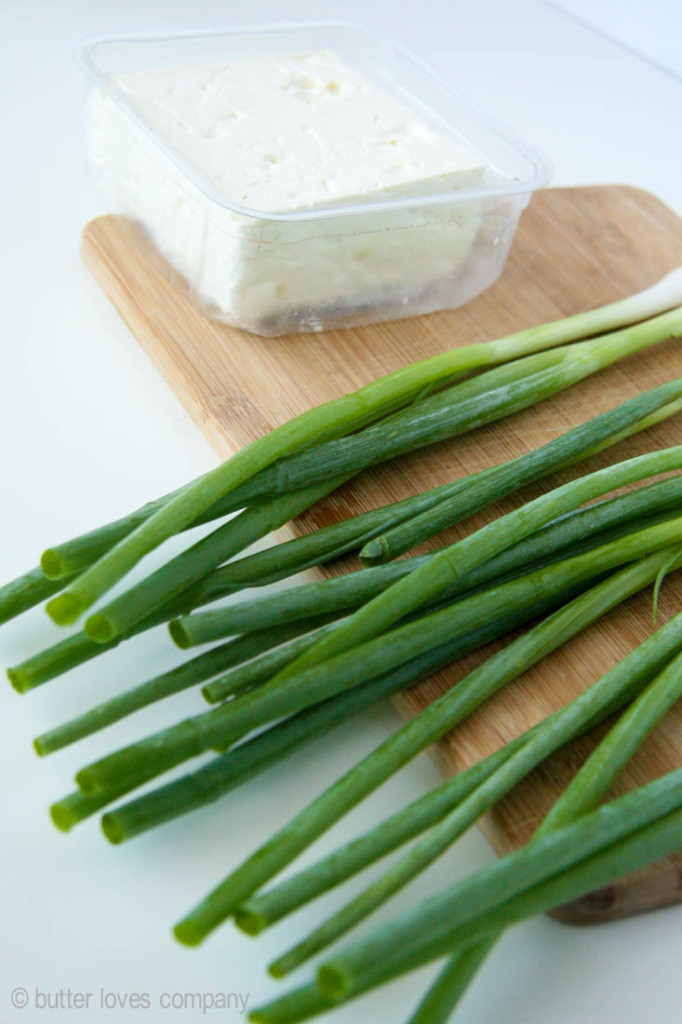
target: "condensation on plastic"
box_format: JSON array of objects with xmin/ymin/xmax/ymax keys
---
[{"xmin": 77, "ymin": 23, "xmax": 552, "ymax": 337}]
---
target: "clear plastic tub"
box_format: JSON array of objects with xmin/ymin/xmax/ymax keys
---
[{"xmin": 77, "ymin": 23, "xmax": 552, "ymax": 337}]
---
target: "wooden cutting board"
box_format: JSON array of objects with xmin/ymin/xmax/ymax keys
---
[{"xmin": 82, "ymin": 185, "xmax": 682, "ymax": 924}]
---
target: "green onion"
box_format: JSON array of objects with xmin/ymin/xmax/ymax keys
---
[
  {"xmin": 175, "ymin": 342, "xmax": 672, "ymax": 513},
  {"xmin": 241, "ymin": 584, "xmax": 682, "ymax": 937},
  {"xmin": 8, "ymin": 631, "xmax": 132, "ymax": 694},
  {"xmin": 194, "ymin": 476, "xmax": 682, "ymax": 655},
  {"xmin": 40, "ymin": 486, "xmax": 187, "ymax": 579},
  {"xmin": 248, "ymin": 781, "xmax": 682, "ymax": 1024},
  {"xmin": 200, "ymin": 621, "xmax": 348, "ymax": 705},
  {"xmin": 258, "ymin": 555, "xmax": 682, "ymax": 977},
  {"xmin": 91, "ymin": 342, "xmax": 608, "ymax": 645},
  {"xmin": 404, "ymin": 944, "xmax": 494, "ymax": 1024},
  {"xmin": 170, "ymin": 529, "xmax": 681, "ymax": 947},
  {"xmin": 6, "ymin": 590, "xmax": 325, "ymax": 695},
  {"xmin": 426, "ymin": 579, "xmax": 682, "ymax": 1022},
  {"xmin": 270, "ymin": 445, "xmax": 682, "ymax": 688},
  {"xmin": 184, "ymin": 467, "xmax": 682, "ymax": 609},
  {"xmin": 100, "ymin": 602, "xmax": 560, "ymax": 845},
  {"xmin": 33, "ymin": 617, "xmax": 338, "ymax": 756},
  {"xmin": 43, "ymin": 287, "xmax": 682, "ymax": 625},
  {"xmin": 360, "ymin": 382, "xmax": 682, "ymax": 565},
  {"xmin": 50, "ymin": 786, "xmax": 131, "ymax": 834},
  {"xmin": 82, "ymin": 477, "xmax": 348, "ymax": 644},
  {"xmin": 76, "ymin": 517, "xmax": 682, "ymax": 802},
  {"xmin": 301, "ymin": 615, "xmax": 682, "ymax": 1019},
  {"xmin": 6, "ymin": 587, "xmax": 198, "ymax": 693},
  {"xmin": 248, "ymin": 984, "xmax": 334, "ymax": 1024},
  {"xmin": 0, "ymin": 565, "xmax": 78, "ymax": 625},
  {"xmin": 315, "ymin": 762, "xmax": 682, "ymax": 1002},
  {"xmin": 188, "ymin": 500, "xmax": 682, "ymax": 658},
  {"xmin": 234, "ymin": 737, "xmax": 538, "ymax": 937}
]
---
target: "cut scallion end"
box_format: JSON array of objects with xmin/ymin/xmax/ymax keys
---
[
  {"xmin": 172, "ymin": 920, "xmax": 205, "ymax": 948},
  {"xmin": 49, "ymin": 788, "xmax": 121, "ymax": 833},
  {"xmin": 100, "ymin": 814, "xmax": 125, "ymax": 845},
  {"xmin": 50, "ymin": 802, "xmax": 79, "ymax": 833},
  {"xmin": 83, "ymin": 613, "xmax": 116, "ymax": 644},
  {"xmin": 7, "ymin": 667, "xmax": 30, "ymax": 694},
  {"xmin": 46, "ymin": 592, "xmax": 84, "ymax": 626},
  {"xmin": 234, "ymin": 909, "xmax": 266, "ymax": 937},
  {"xmin": 168, "ymin": 619, "xmax": 192, "ymax": 649},
  {"xmin": 40, "ymin": 548, "xmax": 69, "ymax": 580}
]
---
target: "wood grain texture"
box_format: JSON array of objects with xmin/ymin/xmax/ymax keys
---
[{"xmin": 82, "ymin": 186, "xmax": 682, "ymax": 923}]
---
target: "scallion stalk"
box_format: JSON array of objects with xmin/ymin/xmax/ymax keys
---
[
  {"xmin": 270, "ymin": 446, "xmax": 682, "ymax": 689},
  {"xmin": 289, "ymin": 613, "xmax": 682, "ymax": 1022},
  {"xmin": 99, "ymin": 601, "xmax": 563, "ymax": 845},
  {"xmin": 39, "ymin": 268, "xmax": 682, "ymax": 583},
  {"xmin": 266, "ymin": 553, "xmax": 682, "ymax": 976},
  {"xmin": 0, "ymin": 565, "xmax": 78, "ymax": 625},
  {"xmin": 33, "ymin": 616, "xmax": 338, "ymax": 757},
  {"xmin": 170, "ymin": 529, "xmax": 682, "ymax": 947},
  {"xmin": 82, "ymin": 477, "xmax": 349, "ymax": 644},
  {"xmin": 360, "ymin": 382, "xmax": 682, "ymax": 566},
  {"xmin": 315, "ymin": 775, "xmax": 682, "ymax": 1002},
  {"xmin": 76, "ymin": 518, "xmax": 682, "ymax": 802},
  {"xmin": 43, "ymin": 287, "xmax": 682, "ymax": 625},
  {"xmin": 240, "ymin": 594, "xmax": 682, "ymax": 941}
]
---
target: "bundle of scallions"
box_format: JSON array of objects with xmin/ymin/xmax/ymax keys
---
[{"xmin": 4, "ymin": 269, "xmax": 682, "ymax": 1024}]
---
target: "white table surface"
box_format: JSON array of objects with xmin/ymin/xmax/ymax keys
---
[{"xmin": 1, "ymin": 2, "xmax": 681, "ymax": 1022}]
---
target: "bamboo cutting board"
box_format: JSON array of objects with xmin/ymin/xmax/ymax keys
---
[{"xmin": 82, "ymin": 186, "xmax": 682, "ymax": 923}]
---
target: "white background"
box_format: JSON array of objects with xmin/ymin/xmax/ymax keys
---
[{"xmin": 1, "ymin": 2, "xmax": 681, "ymax": 1023}]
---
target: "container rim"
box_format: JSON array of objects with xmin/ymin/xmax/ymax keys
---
[{"xmin": 75, "ymin": 20, "xmax": 553, "ymax": 223}]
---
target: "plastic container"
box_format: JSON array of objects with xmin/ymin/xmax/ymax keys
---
[{"xmin": 77, "ymin": 23, "xmax": 551, "ymax": 337}]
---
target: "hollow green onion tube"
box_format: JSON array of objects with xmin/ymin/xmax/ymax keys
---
[
  {"xmin": 33, "ymin": 617, "xmax": 338, "ymax": 757},
  {"xmin": 36, "ymin": 269, "xmax": 682, "ymax": 584},
  {"xmin": 6, "ymin": 588, "xmax": 323, "ymax": 696},
  {"xmin": 360, "ymin": 380, "xmax": 682, "ymax": 566},
  {"xmin": 178, "ymin": 340, "xmax": 673, "ymax": 515},
  {"xmin": 73, "ymin": 544, "xmax": 586, "ymax": 800},
  {"xmin": 200, "ymin": 621, "xmax": 350, "ymax": 705},
  {"xmin": 170, "ymin": 527, "xmax": 682, "ymax": 947},
  {"xmin": 85, "ymin": 347, "xmax": 593, "ymax": 644},
  {"xmin": 176, "ymin": 468, "xmax": 682, "ymax": 653},
  {"xmin": 76, "ymin": 517, "xmax": 682, "ymax": 801},
  {"xmin": 266, "ymin": 553, "xmax": 681, "ymax": 976},
  {"xmin": 202, "ymin": 500, "xmax": 679, "ymax": 705},
  {"xmin": 100, "ymin": 603, "xmax": 561, "ymax": 846},
  {"xmin": 404, "ymin": 944, "xmax": 495, "ymax": 1024},
  {"xmin": 37, "ymin": 272, "xmax": 682, "ymax": 585},
  {"xmin": 428, "ymin": 593, "xmax": 682, "ymax": 1022},
  {"xmin": 315, "ymin": 759, "xmax": 682, "ymax": 1002},
  {"xmin": 40, "ymin": 484, "xmax": 187, "ymax": 579},
  {"xmin": 82, "ymin": 475, "xmax": 349, "ymax": 645},
  {"xmin": 49, "ymin": 786, "xmax": 132, "ymax": 834},
  {"xmin": 180, "ymin": 462, "xmax": 682, "ymax": 611},
  {"xmin": 43, "ymin": 290, "xmax": 682, "ymax": 626},
  {"xmin": 240, "ymin": 586, "xmax": 682, "ymax": 943},
  {"xmin": 272, "ymin": 441, "xmax": 682, "ymax": 689},
  {"xmin": 24, "ymin": 358, "xmax": 588, "ymax": 583},
  {"xmin": 33, "ymin": 363, "xmax": 479, "ymax": 580},
  {"xmin": 0, "ymin": 566, "xmax": 78, "ymax": 625},
  {"xmin": 248, "ymin": 984, "xmax": 336, "ymax": 1024},
  {"xmin": 320, "ymin": 638, "xmax": 682, "ymax": 1013},
  {"xmin": 249, "ymin": 790, "xmax": 682, "ymax": 1024}
]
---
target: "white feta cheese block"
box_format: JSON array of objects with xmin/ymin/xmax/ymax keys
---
[{"xmin": 87, "ymin": 51, "xmax": 492, "ymax": 334}]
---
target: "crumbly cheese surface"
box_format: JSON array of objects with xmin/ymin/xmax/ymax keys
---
[
  {"xmin": 113, "ymin": 51, "xmax": 485, "ymax": 213},
  {"xmin": 88, "ymin": 49, "xmax": 518, "ymax": 333}
]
